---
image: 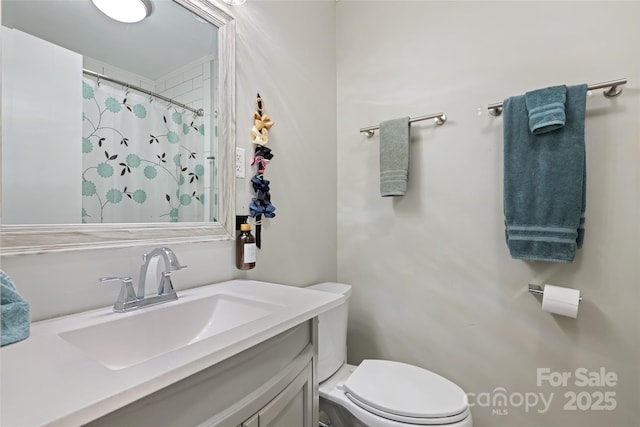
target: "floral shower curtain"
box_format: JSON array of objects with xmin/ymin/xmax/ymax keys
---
[{"xmin": 82, "ymin": 78, "xmax": 205, "ymax": 223}]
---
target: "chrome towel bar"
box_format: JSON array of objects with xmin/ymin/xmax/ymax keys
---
[
  {"xmin": 488, "ymin": 78, "xmax": 627, "ymax": 117},
  {"xmin": 360, "ymin": 112, "xmax": 447, "ymax": 137}
]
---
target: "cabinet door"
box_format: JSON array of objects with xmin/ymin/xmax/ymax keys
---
[
  {"xmin": 242, "ymin": 362, "xmax": 313, "ymax": 427},
  {"xmin": 240, "ymin": 414, "xmax": 258, "ymax": 427}
]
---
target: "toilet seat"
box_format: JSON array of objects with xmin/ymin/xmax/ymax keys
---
[{"xmin": 342, "ymin": 360, "xmax": 470, "ymax": 425}]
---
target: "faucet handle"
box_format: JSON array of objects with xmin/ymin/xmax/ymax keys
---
[
  {"xmin": 156, "ymin": 265, "xmax": 187, "ymax": 295},
  {"xmin": 157, "ymin": 272, "xmax": 175, "ymax": 296},
  {"xmin": 100, "ymin": 277, "xmax": 139, "ymax": 311}
]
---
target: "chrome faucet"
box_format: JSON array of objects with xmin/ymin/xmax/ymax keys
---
[
  {"xmin": 100, "ymin": 247, "xmax": 187, "ymax": 312},
  {"xmin": 139, "ymin": 247, "xmax": 187, "ymax": 297}
]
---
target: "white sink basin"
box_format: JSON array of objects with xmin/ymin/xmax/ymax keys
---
[
  {"xmin": 1, "ymin": 280, "xmax": 345, "ymax": 427},
  {"xmin": 59, "ymin": 293, "xmax": 282, "ymax": 370}
]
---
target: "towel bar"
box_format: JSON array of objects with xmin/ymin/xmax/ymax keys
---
[
  {"xmin": 528, "ymin": 284, "xmax": 583, "ymax": 304},
  {"xmin": 360, "ymin": 112, "xmax": 447, "ymax": 137},
  {"xmin": 488, "ymin": 78, "xmax": 628, "ymax": 117}
]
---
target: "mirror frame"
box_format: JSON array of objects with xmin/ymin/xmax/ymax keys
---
[{"xmin": 0, "ymin": 0, "xmax": 236, "ymax": 255}]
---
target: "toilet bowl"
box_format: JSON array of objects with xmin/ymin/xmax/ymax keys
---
[{"xmin": 307, "ymin": 283, "xmax": 472, "ymax": 427}]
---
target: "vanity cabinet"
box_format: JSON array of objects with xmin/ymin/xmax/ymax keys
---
[
  {"xmin": 86, "ymin": 320, "xmax": 318, "ymax": 427},
  {"xmin": 240, "ymin": 361, "xmax": 313, "ymax": 427}
]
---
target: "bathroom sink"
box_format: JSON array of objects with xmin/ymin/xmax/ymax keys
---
[
  {"xmin": 59, "ymin": 293, "xmax": 281, "ymax": 370},
  {"xmin": 1, "ymin": 280, "xmax": 345, "ymax": 427}
]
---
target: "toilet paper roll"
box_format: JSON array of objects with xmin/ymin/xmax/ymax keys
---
[{"xmin": 542, "ymin": 284, "xmax": 580, "ymax": 318}]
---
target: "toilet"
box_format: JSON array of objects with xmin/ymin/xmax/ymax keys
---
[{"xmin": 307, "ymin": 283, "xmax": 472, "ymax": 427}]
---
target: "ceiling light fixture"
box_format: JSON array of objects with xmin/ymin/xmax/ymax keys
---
[
  {"xmin": 222, "ymin": 0, "xmax": 247, "ymax": 5},
  {"xmin": 91, "ymin": 0, "xmax": 151, "ymax": 24}
]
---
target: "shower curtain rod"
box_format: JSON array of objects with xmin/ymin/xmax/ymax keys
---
[
  {"xmin": 487, "ymin": 78, "xmax": 627, "ymax": 116},
  {"xmin": 82, "ymin": 69, "xmax": 205, "ymax": 117},
  {"xmin": 360, "ymin": 112, "xmax": 447, "ymax": 137}
]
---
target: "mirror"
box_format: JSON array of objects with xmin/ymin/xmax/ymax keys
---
[{"xmin": 0, "ymin": 0, "xmax": 236, "ymax": 254}]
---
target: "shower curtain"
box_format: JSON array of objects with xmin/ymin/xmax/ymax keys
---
[{"xmin": 81, "ymin": 78, "xmax": 205, "ymax": 223}]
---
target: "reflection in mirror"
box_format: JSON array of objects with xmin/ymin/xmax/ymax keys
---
[
  {"xmin": 0, "ymin": 0, "xmax": 236, "ymax": 254},
  {"xmin": 2, "ymin": 0, "xmax": 218, "ymax": 224}
]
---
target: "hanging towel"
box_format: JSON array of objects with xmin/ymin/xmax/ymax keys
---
[
  {"xmin": 379, "ymin": 117, "xmax": 410, "ymax": 197},
  {"xmin": 503, "ymin": 84, "xmax": 588, "ymax": 263},
  {"xmin": 525, "ymin": 85, "xmax": 567, "ymax": 135},
  {"xmin": 1, "ymin": 270, "xmax": 30, "ymax": 346}
]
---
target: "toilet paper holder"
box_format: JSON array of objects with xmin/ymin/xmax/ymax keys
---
[{"xmin": 528, "ymin": 284, "xmax": 583, "ymax": 303}]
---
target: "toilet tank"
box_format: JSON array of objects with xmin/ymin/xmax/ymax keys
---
[{"xmin": 306, "ymin": 283, "xmax": 352, "ymax": 382}]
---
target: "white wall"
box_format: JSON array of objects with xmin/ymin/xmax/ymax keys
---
[
  {"xmin": 0, "ymin": 1, "xmax": 337, "ymax": 321},
  {"xmin": 233, "ymin": 1, "xmax": 337, "ymax": 286},
  {"xmin": 336, "ymin": 2, "xmax": 639, "ymax": 427},
  {"xmin": 2, "ymin": 27, "xmax": 82, "ymax": 224}
]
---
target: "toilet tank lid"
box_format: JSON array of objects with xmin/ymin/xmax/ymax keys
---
[{"xmin": 306, "ymin": 282, "xmax": 352, "ymax": 298}]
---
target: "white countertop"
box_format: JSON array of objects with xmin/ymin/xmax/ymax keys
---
[{"xmin": 0, "ymin": 280, "xmax": 343, "ymax": 426}]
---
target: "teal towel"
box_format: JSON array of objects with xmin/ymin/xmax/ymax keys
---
[
  {"xmin": 525, "ymin": 85, "xmax": 567, "ymax": 135},
  {"xmin": 379, "ymin": 117, "xmax": 410, "ymax": 197},
  {"xmin": 1, "ymin": 270, "xmax": 30, "ymax": 346},
  {"xmin": 503, "ymin": 84, "xmax": 588, "ymax": 263}
]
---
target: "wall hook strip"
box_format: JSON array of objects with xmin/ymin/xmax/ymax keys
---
[
  {"xmin": 360, "ymin": 112, "xmax": 447, "ymax": 137},
  {"xmin": 487, "ymin": 78, "xmax": 628, "ymax": 117}
]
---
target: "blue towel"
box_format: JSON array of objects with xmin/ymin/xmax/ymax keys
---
[
  {"xmin": 379, "ymin": 117, "xmax": 410, "ymax": 197},
  {"xmin": 1, "ymin": 270, "xmax": 30, "ymax": 346},
  {"xmin": 525, "ymin": 85, "xmax": 567, "ymax": 135},
  {"xmin": 503, "ymin": 84, "xmax": 588, "ymax": 263}
]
